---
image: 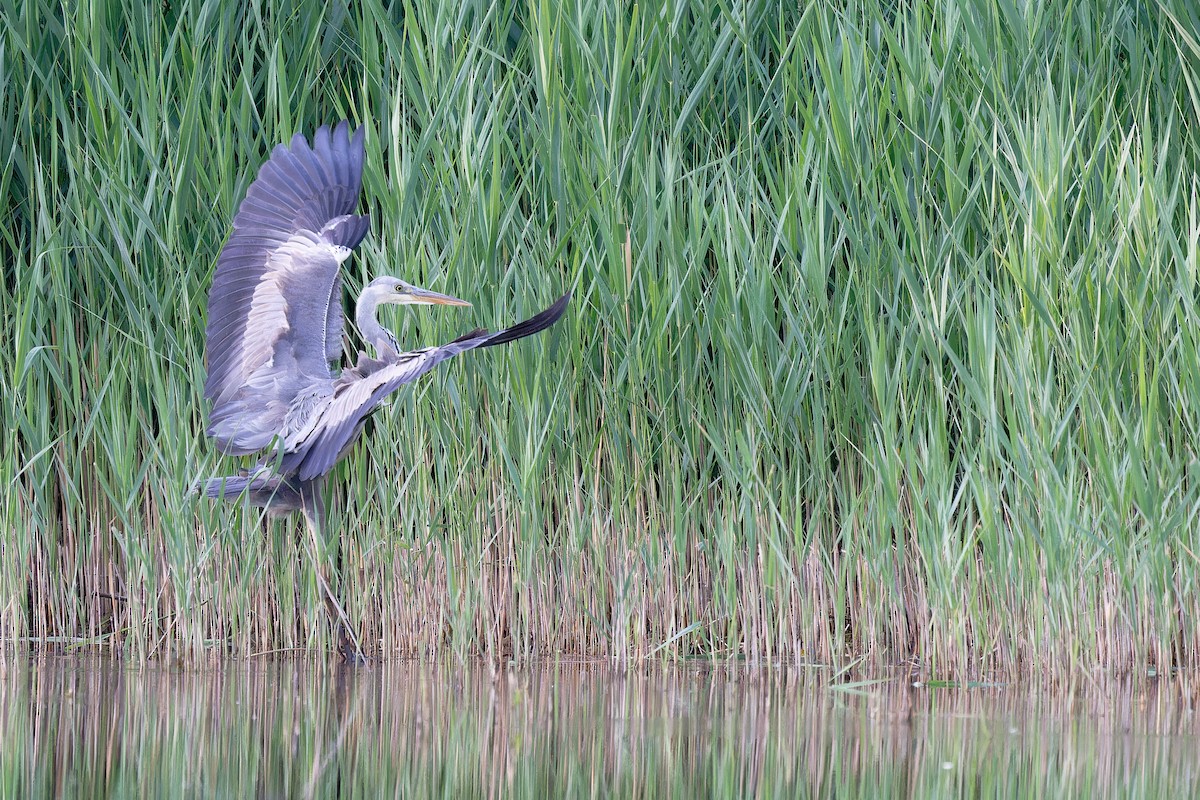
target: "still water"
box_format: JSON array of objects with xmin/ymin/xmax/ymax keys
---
[{"xmin": 0, "ymin": 654, "xmax": 1196, "ymax": 798}]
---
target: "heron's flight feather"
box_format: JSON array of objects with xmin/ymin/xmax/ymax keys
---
[
  {"xmin": 282, "ymin": 292, "xmax": 572, "ymax": 481},
  {"xmin": 204, "ymin": 121, "xmax": 367, "ymax": 454}
]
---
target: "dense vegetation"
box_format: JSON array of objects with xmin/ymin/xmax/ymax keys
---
[{"xmin": 3, "ymin": 0, "xmax": 1200, "ymax": 676}]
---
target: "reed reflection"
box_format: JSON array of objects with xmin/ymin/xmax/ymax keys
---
[{"xmin": 0, "ymin": 656, "xmax": 1196, "ymax": 798}]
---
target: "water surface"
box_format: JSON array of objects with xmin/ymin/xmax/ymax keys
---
[{"xmin": 1, "ymin": 654, "xmax": 1195, "ymax": 797}]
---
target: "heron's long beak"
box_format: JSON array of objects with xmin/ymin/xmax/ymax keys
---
[{"xmin": 405, "ymin": 286, "xmax": 472, "ymax": 307}]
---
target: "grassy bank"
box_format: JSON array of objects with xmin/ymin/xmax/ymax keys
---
[{"xmin": 3, "ymin": 0, "xmax": 1200, "ymax": 676}]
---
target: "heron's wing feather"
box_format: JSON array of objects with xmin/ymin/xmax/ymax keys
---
[
  {"xmin": 206, "ymin": 237, "xmax": 344, "ymax": 453},
  {"xmin": 204, "ymin": 122, "xmax": 368, "ymax": 455},
  {"xmin": 283, "ymin": 292, "xmax": 571, "ymax": 481},
  {"xmin": 283, "ymin": 341, "xmax": 480, "ymax": 481},
  {"xmin": 232, "ymin": 123, "xmax": 366, "ymax": 237}
]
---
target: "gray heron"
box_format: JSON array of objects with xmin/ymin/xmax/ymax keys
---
[{"xmin": 201, "ymin": 121, "xmax": 569, "ymax": 660}]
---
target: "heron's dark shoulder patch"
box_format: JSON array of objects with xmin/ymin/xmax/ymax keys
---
[{"xmin": 337, "ymin": 353, "xmax": 388, "ymax": 386}]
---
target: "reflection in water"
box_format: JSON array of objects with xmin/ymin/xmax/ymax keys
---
[{"xmin": 0, "ymin": 654, "xmax": 1197, "ymax": 797}]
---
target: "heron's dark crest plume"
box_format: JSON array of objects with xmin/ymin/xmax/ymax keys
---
[{"xmin": 200, "ymin": 121, "xmax": 570, "ymax": 659}]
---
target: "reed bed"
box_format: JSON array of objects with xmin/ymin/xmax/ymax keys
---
[{"xmin": 3, "ymin": 0, "xmax": 1200, "ymax": 677}]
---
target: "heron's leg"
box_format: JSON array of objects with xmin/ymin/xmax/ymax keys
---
[{"xmin": 300, "ymin": 479, "xmax": 366, "ymax": 663}]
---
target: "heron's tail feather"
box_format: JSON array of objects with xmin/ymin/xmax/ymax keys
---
[
  {"xmin": 204, "ymin": 472, "xmax": 303, "ymax": 513},
  {"xmin": 203, "ymin": 474, "xmax": 261, "ymax": 498}
]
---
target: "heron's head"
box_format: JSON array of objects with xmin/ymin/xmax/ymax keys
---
[{"xmin": 366, "ymin": 276, "xmax": 471, "ymax": 307}]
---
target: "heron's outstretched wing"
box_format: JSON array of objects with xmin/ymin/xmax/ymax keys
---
[
  {"xmin": 282, "ymin": 293, "xmax": 571, "ymax": 481},
  {"xmin": 204, "ymin": 121, "xmax": 369, "ymax": 455}
]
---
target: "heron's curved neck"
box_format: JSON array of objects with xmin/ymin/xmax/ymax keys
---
[{"xmin": 355, "ymin": 291, "xmax": 400, "ymax": 357}]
